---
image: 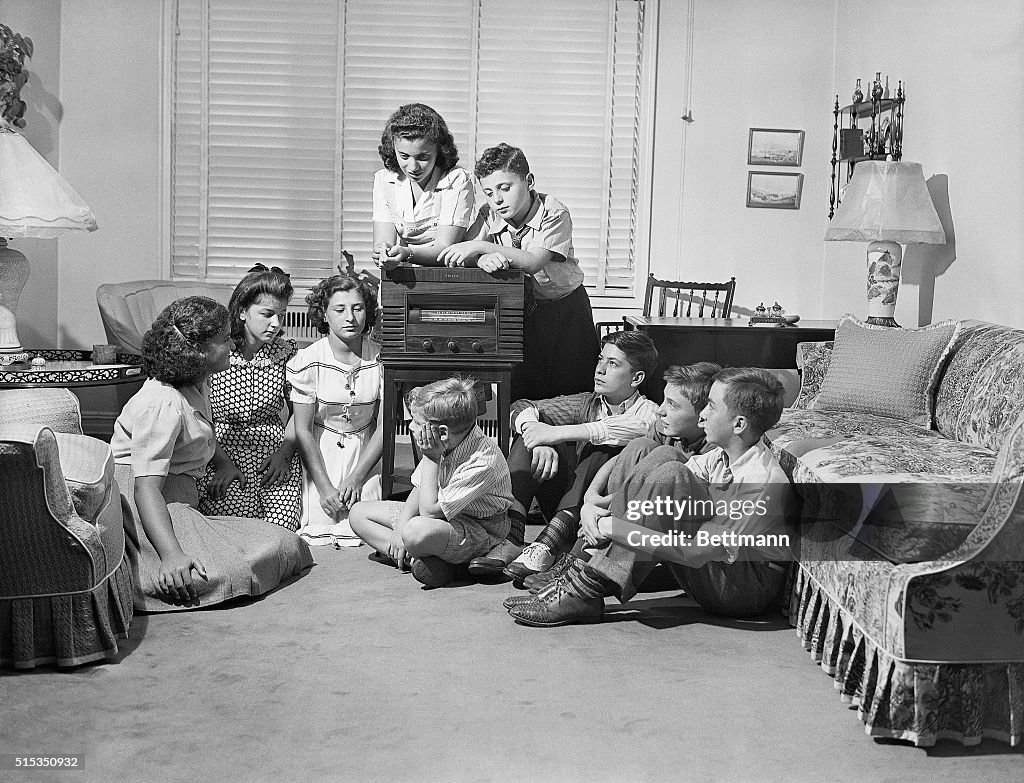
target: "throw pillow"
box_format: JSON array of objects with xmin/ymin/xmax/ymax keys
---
[{"xmin": 810, "ymin": 314, "xmax": 960, "ymax": 427}]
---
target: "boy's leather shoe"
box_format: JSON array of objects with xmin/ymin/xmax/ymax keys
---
[
  {"xmin": 522, "ymin": 552, "xmax": 578, "ymax": 593},
  {"xmin": 502, "ymin": 580, "xmax": 561, "ymax": 610},
  {"xmin": 503, "ymin": 542, "xmax": 555, "ymax": 582},
  {"xmin": 507, "ymin": 578, "xmax": 605, "ymax": 627},
  {"xmin": 412, "ymin": 556, "xmax": 461, "ymax": 588},
  {"xmin": 467, "ymin": 539, "xmax": 524, "ymax": 577}
]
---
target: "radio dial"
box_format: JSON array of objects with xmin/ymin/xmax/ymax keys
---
[
  {"xmin": 447, "ymin": 341, "xmax": 459, "ymax": 353},
  {"xmin": 422, "ymin": 340, "xmax": 434, "ymax": 352},
  {"xmin": 472, "ymin": 341, "xmax": 483, "ymax": 353}
]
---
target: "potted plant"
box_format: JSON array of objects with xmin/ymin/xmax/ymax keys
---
[{"xmin": 0, "ymin": 23, "xmax": 33, "ymax": 128}]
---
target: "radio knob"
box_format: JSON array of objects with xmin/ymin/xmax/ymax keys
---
[
  {"xmin": 472, "ymin": 341, "xmax": 484, "ymax": 353},
  {"xmin": 447, "ymin": 341, "xmax": 459, "ymax": 353},
  {"xmin": 422, "ymin": 340, "xmax": 434, "ymax": 352}
]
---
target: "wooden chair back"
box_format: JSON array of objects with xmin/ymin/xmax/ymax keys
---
[{"xmin": 643, "ymin": 274, "xmax": 736, "ymax": 318}]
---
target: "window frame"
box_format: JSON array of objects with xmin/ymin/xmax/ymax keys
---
[{"xmin": 158, "ymin": 0, "xmax": 657, "ymax": 309}]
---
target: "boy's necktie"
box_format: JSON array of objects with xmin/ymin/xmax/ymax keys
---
[{"xmin": 509, "ymin": 225, "xmax": 536, "ymax": 316}]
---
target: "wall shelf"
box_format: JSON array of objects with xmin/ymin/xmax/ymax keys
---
[{"xmin": 829, "ymin": 81, "xmax": 905, "ymax": 217}]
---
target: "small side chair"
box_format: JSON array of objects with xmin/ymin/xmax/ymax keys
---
[
  {"xmin": 593, "ymin": 273, "xmax": 737, "ymax": 337},
  {"xmin": 643, "ymin": 274, "xmax": 736, "ymax": 319}
]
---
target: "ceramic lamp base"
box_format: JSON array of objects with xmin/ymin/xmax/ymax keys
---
[
  {"xmin": 865, "ymin": 240, "xmax": 903, "ymax": 328},
  {"xmin": 0, "ymin": 241, "xmax": 30, "ymax": 353},
  {"xmin": 865, "ymin": 316, "xmax": 900, "ymax": 328}
]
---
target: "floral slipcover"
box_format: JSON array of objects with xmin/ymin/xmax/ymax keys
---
[{"xmin": 766, "ymin": 321, "xmax": 1024, "ymax": 747}]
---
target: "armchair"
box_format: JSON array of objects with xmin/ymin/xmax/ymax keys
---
[
  {"xmin": 0, "ymin": 389, "xmax": 133, "ymax": 668},
  {"xmin": 96, "ymin": 279, "xmax": 235, "ymax": 355}
]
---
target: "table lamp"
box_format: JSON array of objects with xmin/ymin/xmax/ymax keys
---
[
  {"xmin": 0, "ymin": 121, "xmax": 98, "ymax": 364},
  {"xmin": 824, "ymin": 161, "xmax": 944, "ymax": 327}
]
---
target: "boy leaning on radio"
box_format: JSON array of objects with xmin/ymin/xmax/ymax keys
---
[
  {"xmin": 437, "ymin": 142, "xmax": 599, "ymax": 403},
  {"xmin": 507, "ymin": 367, "xmax": 796, "ymax": 628},
  {"xmin": 468, "ymin": 330, "xmax": 660, "ymax": 577}
]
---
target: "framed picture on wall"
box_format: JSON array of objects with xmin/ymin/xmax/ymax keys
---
[
  {"xmin": 746, "ymin": 172, "xmax": 804, "ymax": 210},
  {"xmin": 747, "ymin": 128, "xmax": 805, "ymax": 166}
]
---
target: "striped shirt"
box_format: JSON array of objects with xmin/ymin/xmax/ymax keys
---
[
  {"xmin": 411, "ymin": 425, "xmax": 513, "ymax": 521},
  {"xmin": 511, "ymin": 390, "xmax": 659, "ymax": 449}
]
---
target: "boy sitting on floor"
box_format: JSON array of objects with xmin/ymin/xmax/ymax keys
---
[
  {"xmin": 512, "ymin": 362, "xmax": 721, "ymax": 595},
  {"xmin": 349, "ymin": 376, "xmax": 513, "ymax": 588},
  {"xmin": 469, "ymin": 330, "xmax": 659, "ymax": 578},
  {"xmin": 507, "ymin": 367, "xmax": 795, "ymax": 627}
]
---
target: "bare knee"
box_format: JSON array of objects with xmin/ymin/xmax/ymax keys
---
[
  {"xmin": 401, "ymin": 517, "xmax": 432, "ymax": 554},
  {"xmin": 348, "ymin": 501, "xmax": 371, "ymax": 534}
]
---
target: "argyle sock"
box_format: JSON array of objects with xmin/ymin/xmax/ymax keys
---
[
  {"xmin": 533, "ymin": 508, "xmax": 579, "ymax": 555},
  {"xmin": 508, "ymin": 509, "xmax": 527, "ymax": 547},
  {"xmin": 566, "ymin": 563, "xmax": 619, "ymax": 599}
]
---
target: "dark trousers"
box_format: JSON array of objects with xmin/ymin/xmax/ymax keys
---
[
  {"xmin": 514, "ymin": 285, "xmax": 599, "ymax": 402},
  {"xmin": 586, "ymin": 440, "xmax": 786, "ymax": 616},
  {"xmin": 508, "ymin": 437, "xmax": 621, "ymax": 523}
]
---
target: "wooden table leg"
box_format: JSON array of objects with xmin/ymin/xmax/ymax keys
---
[
  {"xmin": 382, "ymin": 365, "xmax": 397, "ymax": 499},
  {"xmin": 497, "ymin": 369, "xmax": 512, "ymax": 455}
]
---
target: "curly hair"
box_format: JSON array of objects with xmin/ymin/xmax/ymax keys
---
[
  {"xmin": 305, "ymin": 274, "xmax": 378, "ymax": 335},
  {"xmin": 407, "ymin": 375, "xmax": 478, "ymax": 434},
  {"xmin": 474, "ymin": 142, "xmax": 531, "ymax": 181},
  {"xmin": 142, "ymin": 296, "xmax": 229, "ymax": 387},
  {"xmin": 377, "ymin": 103, "xmax": 459, "ymax": 177},
  {"xmin": 228, "ymin": 264, "xmax": 294, "ymax": 348}
]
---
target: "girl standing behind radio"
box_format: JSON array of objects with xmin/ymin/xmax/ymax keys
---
[{"xmin": 371, "ymin": 103, "xmax": 475, "ymax": 270}]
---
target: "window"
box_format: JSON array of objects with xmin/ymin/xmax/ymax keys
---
[{"xmin": 170, "ymin": 0, "xmax": 651, "ymax": 297}]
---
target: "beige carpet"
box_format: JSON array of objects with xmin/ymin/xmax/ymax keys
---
[{"xmin": 3, "ymin": 538, "xmax": 1022, "ymax": 783}]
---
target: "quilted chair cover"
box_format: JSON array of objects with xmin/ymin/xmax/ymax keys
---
[
  {"xmin": 768, "ymin": 322, "xmax": 1024, "ymax": 747},
  {"xmin": 0, "ymin": 390, "xmax": 133, "ymax": 669},
  {"xmin": 96, "ymin": 279, "xmax": 235, "ymax": 355}
]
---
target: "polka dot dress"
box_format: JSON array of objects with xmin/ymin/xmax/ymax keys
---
[{"xmin": 197, "ymin": 337, "xmax": 303, "ymax": 530}]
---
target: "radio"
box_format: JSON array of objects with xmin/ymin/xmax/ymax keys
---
[{"xmin": 380, "ymin": 267, "xmax": 524, "ymax": 361}]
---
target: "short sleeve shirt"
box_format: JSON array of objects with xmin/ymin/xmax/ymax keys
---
[
  {"xmin": 475, "ymin": 192, "xmax": 585, "ymax": 300},
  {"xmin": 410, "ymin": 426, "xmax": 513, "ymax": 521},
  {"xmin": 110, "ymin": 379, "xmax": 216, "ymax": 478},
  {"xmin": 372, "ymin": 166, "xmax": 475, "ymax": 246}
]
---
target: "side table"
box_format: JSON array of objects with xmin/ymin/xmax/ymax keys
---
[
  {"xmin": 381, "ymin": 358, "xmax": 517, "ymax": 499},
  {"xmin": 623, "ymin": 316, "xmax": 837, "ymax": 402},
  {"xmin": 0, "ymin": 349, "xmax": 145, "ymax": 389}
]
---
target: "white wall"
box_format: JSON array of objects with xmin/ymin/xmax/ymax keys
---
[
  {"xmin": 828, "ymin": 0, "xmax": 1024, "ymax": 327},
  {"xmin": 0, "ymin": 0, "xmax": 61, "ymax": 348},
  {"xmin": 10, "ymin": 0, "xmax": 1024, "ymax": 361},
  {"xmin": 649, "ymin": 0, "xmax": 1024, "ymax": 327},
  {"xmin": 57, "ymin": 0, "xmax": 164, "ymax": 349},
  {"xmin": 649, "ymin": 0, "xmax": 836, "ymax": 319}
]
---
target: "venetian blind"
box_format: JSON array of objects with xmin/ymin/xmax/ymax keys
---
[{"xmin": 171, "ymin": 0, "xmax": 647, "ymax": 296}]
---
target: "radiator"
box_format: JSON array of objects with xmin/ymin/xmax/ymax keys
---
[{"xmin": 284, "ymin": 305, "xmax": 502, "ymax": 439}]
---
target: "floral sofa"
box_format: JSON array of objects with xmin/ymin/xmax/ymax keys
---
[{"xmin": 764, "ymin": 318, "xmax": 1024, "ymax": 747}]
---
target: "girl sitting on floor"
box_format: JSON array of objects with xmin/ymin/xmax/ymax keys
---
[
  {"xmin": 110, "ymin": 296, "xmax": 313, "ymax": 612},
  {"xmin": 287, "ymin": 273, "xmax": 383, "ymax": 547},
  {"xmin": 197, "ymin": 264, "xmax": 302, "ymax": 530}
]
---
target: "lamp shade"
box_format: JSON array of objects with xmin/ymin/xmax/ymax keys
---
[
  {"xmin": 824, "ymin": 161, "xmax": 943, "ymax": 245},
  {"xmin": 0, "ymin": 124, "xmax": 98, "ymax": 238}
]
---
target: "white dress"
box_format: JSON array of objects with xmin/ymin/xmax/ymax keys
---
[{"xmin": 286, "ymin": 335, "xmax": 382, "ymax": 545}]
